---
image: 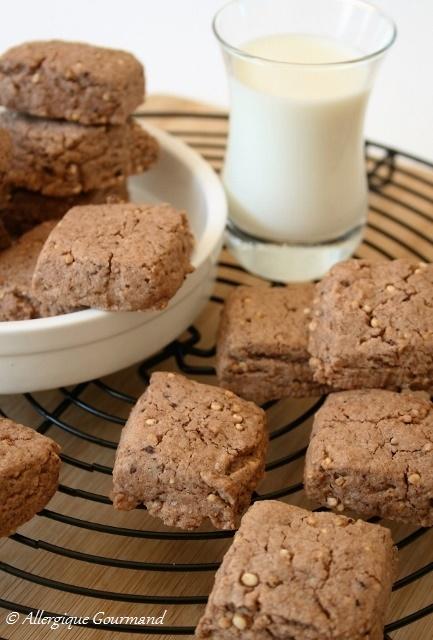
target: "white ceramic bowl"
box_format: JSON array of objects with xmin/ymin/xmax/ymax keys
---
[{"xmin": 0, "ymin": 122, "xmax": 227, "ymax": 394}]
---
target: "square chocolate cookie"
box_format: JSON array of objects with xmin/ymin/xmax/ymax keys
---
[
  {"xmin": 0, "ymin": 418, "xmax": 61, "ymax": 536},
  {"xmin": 0, "ymin": 111, "xmax": 157, "ymax": 197},
  {"xmin": 196, "ymin": 501, "xmax": 396, "ymax": 640},
  {"xmin": 217, "ymin": 284, "xmax": 328, "ymax": 404},
  {"xmin": 0, "ymin": 183, "xmax": 128, "ymax": 238},
  {"xmin": 111, "ymin": 372, "xmax": 267, "ymax": 530},
  {"xmin": 32, "ymin": 202, "xmax": 194, "ymax": 312},
  {"xmin": 0, "ymin": 221, "xmax": 72, "ymax": 320},
  {"xmin": 309, "ymin": 259, "xmax": 433, "ymax": 390},
  {"xmin": 0, "ymin": 40, "xmax": 145, "ymax": 125},
  {"xmin": 305, "ymin": 389, "xmax": 433, "ymax": 526},
  {"xmin": 0, "ymin": 218, "xmax": 11, "ymax": 250},
  {"xmin": 0, "ymin": 126, "xmax": 11, "ymax": 208}
]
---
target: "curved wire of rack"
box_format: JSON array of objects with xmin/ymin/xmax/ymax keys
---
[{"xmin": 1, "ymin": 109, "xmax": 432, "ymax": 638}]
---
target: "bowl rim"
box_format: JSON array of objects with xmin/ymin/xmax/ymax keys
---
[{"xmin": 0, "ymin": 122, "xmax": 227, "ymax": 336}]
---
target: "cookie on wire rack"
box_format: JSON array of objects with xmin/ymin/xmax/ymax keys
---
[{"xmin": 112, "ymin": 372, "xmax": 267, "ymax": 530}]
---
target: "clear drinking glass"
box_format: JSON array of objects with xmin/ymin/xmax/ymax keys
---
[{"xmin": 213, "ymin": 0, "xmax": 396, "ymax": 281}]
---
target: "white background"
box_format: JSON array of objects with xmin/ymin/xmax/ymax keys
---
[{"xmin": 3, "ymin": 0, "xmax": 432, "ymax": 160}]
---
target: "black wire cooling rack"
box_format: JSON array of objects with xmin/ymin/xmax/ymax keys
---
[{"xmin": 0, "ymin": 108, "xmax": 433, "ymax": 640}]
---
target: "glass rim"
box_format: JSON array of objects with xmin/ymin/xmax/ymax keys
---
[{"xmin": 212, "ymin": 0, "xmax": 397, "ymax": 68}]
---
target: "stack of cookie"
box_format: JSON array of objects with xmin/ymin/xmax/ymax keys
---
[{"xmin": 0, "ymin": 40, "xmax": 158, "ymax": 237}]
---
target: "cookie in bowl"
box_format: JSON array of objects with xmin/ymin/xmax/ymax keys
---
[
  {"xmin": 0, "ymin": 111, "xmax": 158, "ymax": 197},
  {"xmin": 32, "ymin": 202, "xmax": 194, "ymax": 311},
  {"xmin": 0, "ymin": 182, "xmax": 128, "ymax": 237},
  {"xmin": 0, "ymin": 220, "xmax": 74, "ymax": 320},
  {"xmin": 0, "ymin": 40, "xmax": 145, "ymax": 125}
]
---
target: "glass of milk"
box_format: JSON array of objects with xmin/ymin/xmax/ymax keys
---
[{"xmin": 213, "ymin": 0, "xmax": 396, "ymax": 281}]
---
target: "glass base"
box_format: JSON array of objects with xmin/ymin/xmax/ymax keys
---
[{"xmin": 225, "ymin": 222, "xmax": 364, "ymax": 282}]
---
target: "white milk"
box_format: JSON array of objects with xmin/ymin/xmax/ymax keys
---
[{"xmin": 223, "ymin": 34, "xmax": 371, "ymax": 244}]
